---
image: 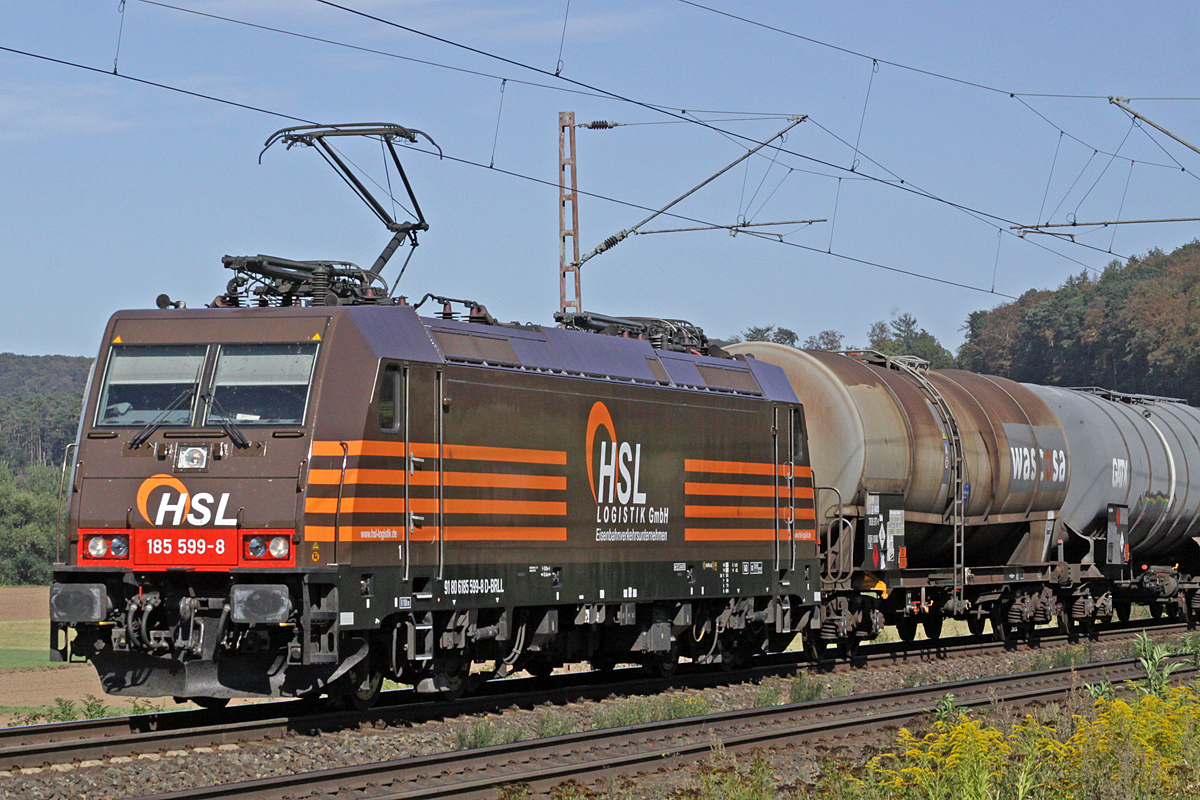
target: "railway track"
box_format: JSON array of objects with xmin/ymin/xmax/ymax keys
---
[
  {"xmin": 1, "ymin": 618, "xmax": 1186, "ymax": 772},
  {"xmin": 129, "ymin": 655, "xmax": 1196, "ymax": 800}
]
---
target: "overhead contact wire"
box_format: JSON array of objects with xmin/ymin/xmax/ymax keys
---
[{"xmin": 0, "ymin": 40, "xmax": 1048, "ymax": 298}]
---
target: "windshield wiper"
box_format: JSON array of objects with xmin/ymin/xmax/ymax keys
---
[
  {"xmin": 203, "ymin": 392, "xmax": 251, "ymax": 449},
  {"xmin": 129, "ymin": 388, "xmax": 195, "ymax": 449}
]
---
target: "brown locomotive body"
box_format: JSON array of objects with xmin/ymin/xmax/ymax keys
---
[{"xmin": 50, "ymin": 304, "xmax": 821, "ymax": 702}]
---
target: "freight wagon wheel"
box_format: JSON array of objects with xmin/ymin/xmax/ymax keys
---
[
  {"xmin": 990, "ymin": 613, "xmax": 1012, "ymax": 645},
  {"xmin": 644, "ymin": 644, "xmax": 680, "ymax": 679},
  {"xmin": 896, "ymin": 616, "xmax": 919, "ymax": 642},
  {"xmin": 1115, "ymin": 599, "xmax": 1131, "ymax": 623},
  {"xmin": 922, "ymin": 614, "xmax": 944, "ymax": 641},
  {"xmin": 718, "ymin": 639, "xmax": 744, "ymax": 672},
  {"xmin": 589, "ymin": 655, "xmax": 618, "ymax": 673},
  {"xmin": 344, "ymin": 664, "xmax": 384, "ymax": 711},
  {"xmin": 836, "ymin": 637, "xmax": 859, "ymax": 661},
  {"xmin": 1149, "ymin": 603, "xmax": 1163, "ymax": 619},
  {"xmin": 801, "ymin": 632, "xmax": 827, "ymax": 666},
  {"xmin": 966, "ymin": 615, "xmax": 987, "ymax": 638}
]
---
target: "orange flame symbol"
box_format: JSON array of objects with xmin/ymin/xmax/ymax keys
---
[
  {"xmin": 585, "ymin": 401, "xmax": 616, "ymax": 504},
  {"xmin": 136, "ymin": 474, "xmax": 190, "ymax": 526}
]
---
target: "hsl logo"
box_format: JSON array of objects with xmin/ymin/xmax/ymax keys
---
[
  {"xmin": 136, "ymin": 474, "xmax": 238, "ymax": 527},
  {"xmin": 586, "ymin": 401, "xmax": 668, "ymax": 525}
]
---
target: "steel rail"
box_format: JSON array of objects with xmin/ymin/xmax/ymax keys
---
[
  {"xmin": 130, "ymin": 656, "xmax": 1193, "ymax": 800},
  {"xmin": 2, "ymin": 617, "xmax": 1186, "ymax": 770}
]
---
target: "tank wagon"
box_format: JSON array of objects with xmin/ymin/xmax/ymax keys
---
[
  {"xmin": 48, "ymin": 298, "xmax": 821, "ymax": 705},
  {"xmin": 728, "ymin": 344, "xmax": 1200, "ymax": 646}
]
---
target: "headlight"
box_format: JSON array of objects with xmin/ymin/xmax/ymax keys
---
[
  {"xmin": 176, "ymin": 444, "xmax": 209, "ymax": 470},
  {"xmin": 246, "ymin": 536, "xmax": 266, "ymax": 558},
  {"xmin": 86, "ymin": 536, "xmax": 109, "ymax": 558},
  {"xmin": 268, "ymin": 536, "xmax": 290, "ymax": 559},
  {"xmin": 109, "ymin": 535, "xmax": 130, "ymax": 558}
]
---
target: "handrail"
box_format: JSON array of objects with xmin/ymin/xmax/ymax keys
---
[
  {"xmin": 815, "ymin": 485, "xmax": 849, "ymax": 585},
  {"xmin": 333, "ymin": 442, "xmax": 349, "ymax": 563},
  {"xmin": 55, "ymin": 442, "xmax": 78, "ymax": 564}
]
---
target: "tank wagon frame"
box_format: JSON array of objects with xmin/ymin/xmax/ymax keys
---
[{"xmin": 729, "ymin": 344, "xmax": 1200, "ymax": 648}]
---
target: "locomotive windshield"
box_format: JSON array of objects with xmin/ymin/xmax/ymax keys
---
[
  {"xmin": 205, "ymin": 343, "xmax": 317, "ymax": 426},
  {"xmin": 97, "ymin": 345, "xmax": 206, "ymax": 426}
]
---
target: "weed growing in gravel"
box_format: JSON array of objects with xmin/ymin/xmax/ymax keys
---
[
  {"xmin": 454, "ymin": 718, "xmax": 523, "ymax": 750},
  {"xmin": 496, "ymin": 783, "xmax": 532, "ymax": 800},
  {"xmin": 535, "ymin": 710, "xmax": 577, "ymax": 738},
  {"xmin": 1029, "ymin": 644, "xmax": 1095, "ymax": 672},
  {"xmin": 802, "ymin": 682, "xmax": 1200, "ymax": 799},
  {"xmin": 789, "ymin": 673, "xmax": 824, "ymax": 703},
  {"xmin": 825, "ymin": 676, "xmax": 854, "ymax": 699},
  {"xmin": 693, "ymin": 751, "xmax": 777, "ymax": 800},
  {"xmin": 9, "ymin": 695, "xmax": 157, "ymax": 726},
  {"xmin": 591, "ymin": 693, "xmax": 712, "ymax": 730},
  {"xmin": 753, "ymin": 681, "xmax": 782, "ymax": 707}
]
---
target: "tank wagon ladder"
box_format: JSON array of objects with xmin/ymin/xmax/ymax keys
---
[{"xmin": 847, "ymin": 352, "xmax": 968, "ymax": 615}]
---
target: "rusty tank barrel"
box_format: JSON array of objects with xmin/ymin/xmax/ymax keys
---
[{"xmin": 726, "ymin": 344, "xmax": 1069, "ymax": 567}]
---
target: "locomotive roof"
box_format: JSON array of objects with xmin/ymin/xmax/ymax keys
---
[{"xmin": 102, "ymin": 305, "xmax": 799, "ymax": 405}]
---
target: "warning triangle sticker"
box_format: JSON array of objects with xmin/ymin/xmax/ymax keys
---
[
  {"xmin": 311, "ymin": 333, "xmax": 322, "ymax": 341},
  {"xmin": 112, "ymin": 335, "xmax": 122, "ymax": 343}
]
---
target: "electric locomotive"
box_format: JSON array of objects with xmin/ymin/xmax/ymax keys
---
[{"xmin": 49, "ymin": 288, "xmax": 822, "ymax": 705}]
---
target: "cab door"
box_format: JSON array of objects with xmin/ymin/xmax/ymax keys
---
[
  {"xmin": 774, "ymin": 406, "xmax": 799, "ymax": 576},
  {"xmin": 402, "ymin": 365, "xmax": 444, "ymax": 585}
]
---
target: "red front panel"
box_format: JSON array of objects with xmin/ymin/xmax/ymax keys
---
[{"xmin": 78, "ymin": 528, "xmax": 296, "ymax": 570}]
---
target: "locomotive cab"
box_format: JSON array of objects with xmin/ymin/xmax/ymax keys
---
[{"xmin": 50, "ymin": 309, "xmax": 348, "ymax": 702}]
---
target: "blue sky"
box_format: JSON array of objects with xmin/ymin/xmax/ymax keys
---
[{"xmin": 2, "ymin": 1, "xmax": 1198, "ymax": 357}]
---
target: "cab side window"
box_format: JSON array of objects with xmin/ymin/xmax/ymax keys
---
[{"xmin": 378, "ymin": 365, "xmax": 399, "ymax": 431}]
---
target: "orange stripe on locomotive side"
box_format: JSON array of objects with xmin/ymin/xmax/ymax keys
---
[
  {"xmin": 306, "ymin": 525, "xmax": 567, "ymax": 542},
  {"xmin": 444, "ymin": 498, "xmax": 566, "ymax": 515},
  {"xmin": 308, "ymin": 469, "xmax": 566, "ymax": 490},
  {"xmin": 684, "ymin": 482, "xmax": 815, "ymax": 499},
  {"xmin": 443, "ymin": 444, "xmax": 567, "ymax": 465},
  {"xmin": 683, "ymin": 528, "xmax": 776, "ymax": 541},
  {"xmin": 684, "ymin": 459, "xmax": 815, "ymax": 479},
  {"xmin": 444, "ymin": 527, "xmax": 567, "ymax": 541},
  {"xmin": 685, "ymin": 505, "xmax": 817, "ymax": 521},
  {"xmin": 684, "ymin": 459, "xmax": 775, "ymax": 476},
  {"xmin": 311, "ymin": 440, "xmax": 565, "ymax": 464},
  {"xmin": 685, "ymin": 504, "xmax": 775, "ymax": 519},
  {"xmin": 304, "ymin": 497, "xmax": 565, "ymax": 516}
]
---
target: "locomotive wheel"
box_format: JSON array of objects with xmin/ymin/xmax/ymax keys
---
[
  {"xmin": 1115, "ymin": 599, "xmax": 1132, "ymax": 623},
  {"xmin": 896, "ymin": 616, "xmax": 919, "ymax": 642},
  {"xmin": 185, "ymin": 696, "xmax": 229, "ymax": 710},
  {"xmin": 524, "ymin": 656, "xmax": 557, "ymax": 678},
  {"xmin": 435, "ymin": 661, "xmax": 471, "ymax": 701},
  {"xmin": 967, "ymin": 615, "xmax": 987, "ymax": 638},
  {"xmin": 922, "ymin": 614, "xmax": 944, "ymax": 641}
]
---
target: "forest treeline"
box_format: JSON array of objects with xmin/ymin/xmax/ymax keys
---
[
  {"xmin": 734, "ymin": 240, "xmax": 1200, "ymax": 403},
  {"xmin": 0, "ymin": 353, "xmax": 91, "ymax": 584},
  {"xmin": 958, "ymin": 240, "xmax": 1200, "ymax": 403}
]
